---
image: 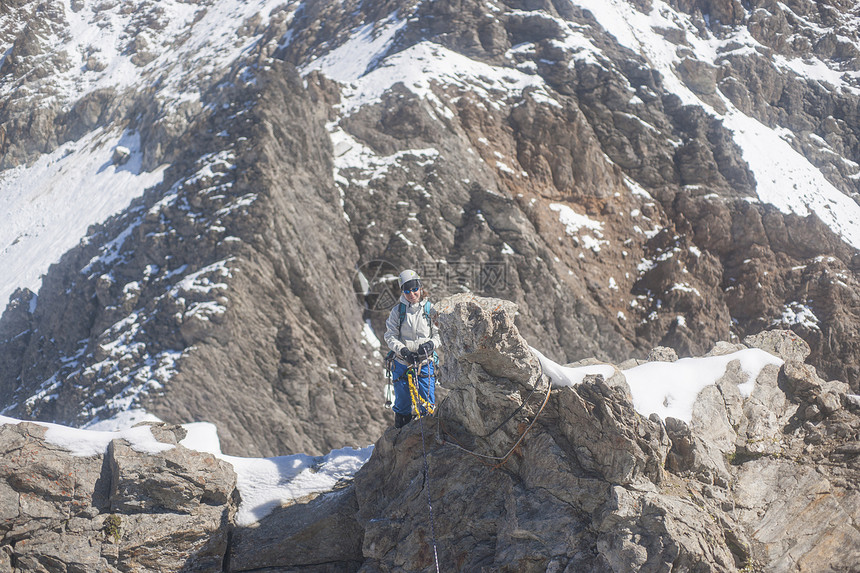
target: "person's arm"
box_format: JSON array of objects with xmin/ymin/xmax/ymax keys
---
[{"xmin": 383, "ymin": 306, "xmax": 405, "ymax": 356}]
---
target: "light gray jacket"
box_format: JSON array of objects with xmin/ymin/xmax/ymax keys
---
[{"xmin": 384, "ymin": 294, "xmax": 441, "ymax": 365}]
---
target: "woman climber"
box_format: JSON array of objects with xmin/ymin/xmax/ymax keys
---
[{"xmin": 383, "ymin": 269, "xmax": 441, "ymax": 428}]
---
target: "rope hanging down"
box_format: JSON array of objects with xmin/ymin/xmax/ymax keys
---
[
  {"xmin": 407, "ymin": 359, "xmax": 441, "ymax": 573},
  {"xmin": 418, "ymin": 416, "xmax": 441, "ymax": 573}
]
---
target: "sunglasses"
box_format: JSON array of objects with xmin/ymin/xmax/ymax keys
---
[{"xmin": 402, "ymin": 287, "xmax": 420, "ymax": 293}]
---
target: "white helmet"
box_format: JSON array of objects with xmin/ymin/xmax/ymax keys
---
[{"xmin": 398, "ymin": 269, "xmax": 421, "ymax": 290}]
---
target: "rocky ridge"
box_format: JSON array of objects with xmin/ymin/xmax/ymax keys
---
[
  {"xmin": 1, "ymin": 0, "xmax": 860, "ymax": 459},
  {"xmin": 0, "ymin": 56, "xmax": 388, "ymax": 457},
  {"xmin": 2, "ymin": 295, "xmax": 859, "ymax": 572}
]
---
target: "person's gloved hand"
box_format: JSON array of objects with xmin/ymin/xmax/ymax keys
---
[
  {"xmin": 418, "ymin": 341, "xmax": 434, "ymax": 358},
  {"xmin": 400, "ymin": 347, "xmax": 417, "ymax": 363}
]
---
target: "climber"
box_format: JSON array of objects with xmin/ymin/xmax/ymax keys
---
[{"xmin": 384, "ymin": 269, "xmax": 440, "ymax": 428}]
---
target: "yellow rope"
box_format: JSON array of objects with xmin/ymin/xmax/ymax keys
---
[{"xmin": 407, "ymin": 366, "xmax": 435, "ymax": 417}]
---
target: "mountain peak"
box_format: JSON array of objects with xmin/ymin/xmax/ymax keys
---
[{"xmin": 1, "ymin": 2, "xmax": 860, "ymax": 567}]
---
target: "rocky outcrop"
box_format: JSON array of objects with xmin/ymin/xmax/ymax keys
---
[
  {"xmin": 0, "ymin": 421, "xmax": 236, "ymax": 572},
  {"xmin": 2, "ymin": 295, "xmax": 859, "ymax": 571},
  {"xmin": 356, "ymin": 296, "xmax": 860, "ymax": 572},
  {"xmin": 250, "ymin": 295, "xmax": 860, "ymax": 572}
]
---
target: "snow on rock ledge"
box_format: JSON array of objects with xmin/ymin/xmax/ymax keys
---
[{"xmin": 0, "ymin": 420, "xmax": 235, "ymax": 571}]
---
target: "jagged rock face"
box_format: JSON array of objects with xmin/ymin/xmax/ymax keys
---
[
  {"xmin": 348, "ymin": 296, "xmax": 860, "ymax": 572},
  {"xmin": 0, "ymin": 421, "xmax": 236, "ymax": 572},
  {"xmin": 0, "ymin": 59, "xmax": 388, "ymax": 457},
  {"xmin": 1, "ymin": 0, "xmax": 860, "ymax": 461}
]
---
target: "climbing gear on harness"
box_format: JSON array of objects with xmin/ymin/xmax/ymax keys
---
[
  {"xmin": 383, "ymin": 378, "xmax": 395, "ymax": 408},
  {"xmin": 386, "ymin": 355, "xmax": 436, "ymax": 416},
  {"xmin": 407, "ymin": 357, "xmax": 435, "ymax": 417},
  {"xmin": 384, "ymin": 352, "xmax": 395, "ymax": 408}
]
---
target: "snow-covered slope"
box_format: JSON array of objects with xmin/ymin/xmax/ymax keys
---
[
  {"xmin": 0, "ymin": 0, "xmax": 296, "ymax": 304},
  {"xmin": 0, "ymin": 129, "xmax": 166, "ymax": 305},
  {"xmin": 0, "ymin": 0, "xmax": 294, "ymax": 109}
]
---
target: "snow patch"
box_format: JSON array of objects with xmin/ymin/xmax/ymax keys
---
[
  {"xmin": 531, "ymin": 347, "xmax": 616, "ymax": 387},
  {"xmin": 533, "ymin": 346, "xmax": 783, "ymax": 423},
  {"xmin": 0, "ymin": 415, "xmax": 173, "ymax": 457},
  {"xmin": 180, "ymin": 422, "xmax": 373, "ymax": 527},
  {"xmin": 0, "ymin": 128, "xmax": 166, "ymax": 305},
  {"xmin": 549, "ymin": 203, "xmax": 608, "ymax": 252}
]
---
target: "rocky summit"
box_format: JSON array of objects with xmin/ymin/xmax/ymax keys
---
[{"xmin": 2, "ymin": 295, "xmax": 859, "ymax": 572}]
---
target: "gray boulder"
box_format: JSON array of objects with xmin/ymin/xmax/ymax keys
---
[
  {"xmin": 0, "ymin": 421, "xmax": 237, "ymax": 573},
  {"xmin": 228, "ymin": 486, "xmax": 364, "ymax": 572},
  {"xmin": 744, "ymin": 330, "xmax": 811, "ymax": 363}
]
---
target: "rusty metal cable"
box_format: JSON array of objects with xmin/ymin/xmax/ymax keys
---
[{"xmin": 436, "ymin": 356, "xmax": 551, "ymax": 469}]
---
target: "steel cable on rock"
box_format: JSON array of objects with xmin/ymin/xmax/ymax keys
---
[{"xmin": 436, "ymin": 355, "xmax": 551, "ymax": 469}]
